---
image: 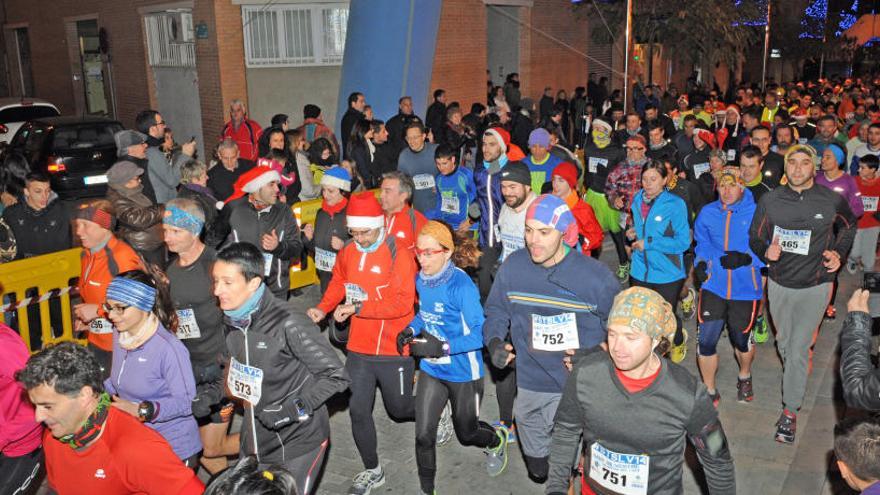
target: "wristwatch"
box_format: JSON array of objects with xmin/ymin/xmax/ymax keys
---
[{"xmin": 137, "ymin": 401, "xmax": 156, "ymax": 423}]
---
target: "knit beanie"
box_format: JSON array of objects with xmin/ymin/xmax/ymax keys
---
[
  {"xmin": 528, "ymin": 128, "xmax": 551, "ymax": 148},
  {"xmin": 320, "ymin": 166, "xmax": 352, "ymax": 191},
  {"xmin": 419, "ymin": 221, "xmax": 454, "ymax": 251},
  {"xmin": 74, "ymin": 202, "xmax": 115, "ymax": 231},
  {"xmin": 552, "ymin": 162, "xmax": 579, "ymax": 191},
  {"xmin": 826, "ymin": 143, "xmax": 846, "ymax": 167},
  {"xmin": 499, "ymin": 161, "xmax": 532, "ymax": 186},
  {"xmin": 607, "ymin": 286, "xmax": 676, "ymax": 341},
  {"xmin": 346, "ymin": 192, "xmax": 384, "ymax": 229},
  {"xmin": 525, "ymin": 194, "xmax": 578, "ymax": 247},
  {"xmin": 591, "ymin": 118, "xmax": 613, "ymax": 134},
  {"xmin": 224, "ymin": 167, "xmax": 281, "ymax": 204},
  {"xmin": 783, "ymin": 144, "xmax": 818, "ymax": 165}
]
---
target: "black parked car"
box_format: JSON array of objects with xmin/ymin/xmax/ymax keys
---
[{"xmin": 6, "ymin": 116, "xmax": 123, "ymax": 199}]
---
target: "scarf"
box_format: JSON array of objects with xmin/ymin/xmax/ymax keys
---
[
  {"xmin": 223, "ymin": 283, "xmax": 266, "ymax": 327},
  {"xmin": 118, "ymin": 313, "xmax": 159, "ymax": 350},
  {"xmin": 356, "ymin": 228, "xmax": 386, "ymax": 254},
  {"xmin": 146, "ymin": 135, "xmax": 164, "ymax": 148},
  {"xmin": 626, "ymin": 156, "xmax": 649, "ymax": 168},
  {"xmin": 110, "ymin": 183, "xmax": 153, "ymax": 208},
  {"xmin": 420, "ymin": 260, "xmax": 455, "ymax": 288},
  {"xmin": 592, "ymin": 129, "xmax": 612, "ymax": 148},
  {"xmin": 60, "ymin": 392, "xmax": 112, "ymax": 449},
  {"xmin": 321, "ymin": 196, "xmax": 348, "ymax": 217}
]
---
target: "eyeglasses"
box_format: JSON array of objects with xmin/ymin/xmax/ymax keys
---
[
  {"xmin": 625, "ymin": 146, "xmax": 646, "ymax": 152},
  {"xmin": 348, "ymin": 228, "xmax": 373, "ymax": 238},
  {"xmin": 102, "ymin": 303, "xmax": 130, "ymax": 315},
  {"xmin": 153, "ymin": 121, "xmax": 166, "ymax": 127},
  {"xmin": 415, "ymin": 248, "xmax": 447, "ymax": 258}
]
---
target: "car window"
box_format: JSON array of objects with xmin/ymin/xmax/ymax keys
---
[
  {"xmin": 24, "ymin": 124, "xmax": 49, "ymax": 155},
  {"xmin": 51, "ymin": 123, "xmax": 123, "ymax": 151},
  {"xmin": 0, "ymin": 105, "xmax": 60, "ymax": 123}
]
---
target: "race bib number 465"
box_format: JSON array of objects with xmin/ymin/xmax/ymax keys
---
[
  {"xmin": 773, "ymin": 225, "xmax": 811, "ymax": 256},
  {"xmin": 531, "ymin": 312, "xmax": 578, "ymax": 351},
  {"xmin": 589, "ymin": 442, "xmax": 650, "ymax": 495}
]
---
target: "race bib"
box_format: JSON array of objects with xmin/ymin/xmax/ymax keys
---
[
  {"xmin": 175, "ymin": 308, "xmax": 201, "ymax": 340},
  {"xmin": 773, "ymin": 225, "xmax": 811, "ymax": 256},
  {"xmin": 862, "ymin": 196, "xmax": 879, "ymax": 212},
  {"xmin": 262, "ymin": 252, "xmax": 273, "ymax": 276},
  {"xmin": 500, "ymin": 232, "xmax": 525, "ymax": 261},
  {"xmin": 531, "ymin": 312, "xmax": 579, "ymax": 352},
  {"xmin": 692, "ymin": 162, "xmax": 710, "ymax": 179},
  {"xmin": 344, "ymin": 283, "xmax": 368, "ymax": 305},
  {"xmin": 798, "ymin": 137, "xmax": 809, "ymax": 144},
  {"xmin": 441, "ymin": 194, "xmax": 460, "ymax": 214},
  {"xmin": 413, "ymin": 174, "xmax": 435, "ymax": 190},
  {"xmin": 588, "ymin": 157, "xmax": 607, "ymax": 174},
  {"xmin": 589, "ymin": 442, "xmax": 650, "ymax": 495},
  {"xmin": 726, "ymin": 149, "xmax": 736, "ymax": 163},
  {"xmin": 228, "ymin": 357, "xmax": 263, "ymax": 406},
  {"xmin": 314, "ymin": 247, "xmax": 337, "ymax": 272},
  {"xmin": 89, "ymin": 317, "xmax": 113, "ymax": 335}
]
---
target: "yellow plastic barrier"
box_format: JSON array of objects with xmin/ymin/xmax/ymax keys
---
[{"xmin": 0, "ymin": 248, "xmax": 85, "ymax": 352}]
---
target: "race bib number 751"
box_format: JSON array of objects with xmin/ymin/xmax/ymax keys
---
[{"xmin": 589, "ymin": 442, "xmax": 650, "ymax": 495}]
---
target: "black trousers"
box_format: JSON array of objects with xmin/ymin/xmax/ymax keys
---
[
  {"xmin": 346, "ymin": 352, "xmax": 415, "ymax": 469},
  {"xmin": 0, "ymin": 447, "xmax": 44, "ymax": 495},
  {"xmin": 415, "ymin": 373, "xmax": 498, "ymax": 492}
]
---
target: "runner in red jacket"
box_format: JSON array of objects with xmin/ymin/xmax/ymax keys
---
[{"xmin": 551, "ymin": 162, "xmax": 603, "ymax": 256}]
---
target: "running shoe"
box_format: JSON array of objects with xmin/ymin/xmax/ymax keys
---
[
  {"xmin": 437, "ymin": 402, "xmax": 454, "ymax": 446},
  {"xmin": 736, "ymin": 376, "xmax": 754, "ymax": 402},
  {"xmin": 846, "ymin": 258, "xmax": 859, "ymax": 275},
  {"xmin": 825, "ymin": 305, "xmax": 837, "ymax": 321},
  {"xmin": 680, "ymin": 287, "xmax": 696, "ymax": 320},
  {"xmin": 669, "ymin": 329, "xmax": 688, "ymax": 364},
  {"xmin": 492, "ymin": 420, "xmax": 517, "ymax": 443},
  {"xmin": 708, "ymin": 390, "xmax": 721, "ymax": 408},
  {"xmin": 774, "ymin": 410, "xmax": 796, "ymax": 444},
  {"xmin": 485, "ymin": 424, "xmax": 510, "ymax": 477},
  {"xmin": 348, "ymin": 467, "xmax": 385, "ymax": 495},
  {"xmin": 616, "ymin": 262, "xmax": 631, "ymax": 284},
  {"xmin": 754, "ymin": 315, "xmax": 769, "ymax": 344}
]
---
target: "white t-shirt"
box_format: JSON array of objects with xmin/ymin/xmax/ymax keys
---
[{"xmin": 497, "ymin": 192, "xmax": 537, "ymax": 261}]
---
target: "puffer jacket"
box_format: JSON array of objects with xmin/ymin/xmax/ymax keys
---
[
  {"xmin": 695, "ymin": 189, "xmax": 764, "ymax": 301},
  {"xmin": 107, "ymin": 185, "xmax": 165, "ymax": 252},
  {"xmin": 631, "ymin": 189, "xmax": 691, "ymax": 284},
  {"xmin": 840, "ymin": 310, "xmax": 880, "ymax": 410},
  {"xmin": 225, "ymin": 287, "xmax": 350, "ymax": 463},
  {"xmin": 473, "ymin": 155, "xmax": 509, "ymax": 248}
]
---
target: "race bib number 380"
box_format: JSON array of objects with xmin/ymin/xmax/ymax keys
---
[
  {"xmin": 531, "ymin": 312, "xmax": 578, "ymax": 351},
  {"xmin": 589, "ymin": 442, "xmax": 650, "ymax": 495},
  {"xmin": 773, "ymin": 225, "xmax": 811, "ymax": 256},
  {"xmin": 228, "ymin": 357, "xmax": 263, "ymax": 406}
]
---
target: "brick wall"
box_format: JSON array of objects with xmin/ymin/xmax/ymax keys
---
[{"xmin": 429, "ymin": 0, "xmax": 589, "ymax": 112}]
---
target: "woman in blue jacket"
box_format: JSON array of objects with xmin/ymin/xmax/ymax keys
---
[
  {"xmin": 104, "ymin": 269, "xmax": 202, "ymax": 467},
  {"xmin": 628, "ymin": 160, "xmax": 692, "ymax": 362},
  {"xmin": 396, "ymin": 221, "xmax": 509, "ymax": 494}
]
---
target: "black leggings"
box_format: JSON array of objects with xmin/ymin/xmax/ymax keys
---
[
  {"xmin": 415, "ymin": 373, "xmax": 499, "ymax": 492},
  {"xmin": 270, "ymin": 438, "xmax": 329, "ymax": 495},
  {"xmin": 0, "ymin": 447, "xmax": 44, "ymax": 495},
  {"xmin": 346, "ymin": 352, "xmax": 415, "ymax": 469},
  {"xmin": 487, "ymin": 361, "xmax": 516, "ymax": 425},
  {"xmin": 610, "ymin": 230, "xmax": 629, "ymax": 264},
  {"xmin": 631, "ymin": 278, "xmax": 686, "ymax": 345}
]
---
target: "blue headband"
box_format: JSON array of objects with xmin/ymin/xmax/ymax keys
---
[
  {"xmin": 162, "ymin": 205, "xmax": 204, "ymax": 235},
  {"xmin": 106, "ymin": 277, "xmax": 156, "ymax": 313}
]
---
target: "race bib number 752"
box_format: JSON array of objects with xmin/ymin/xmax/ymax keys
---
[{"xmin": 531, "ymin": 312, "xmax": 579, "ymax": 352}]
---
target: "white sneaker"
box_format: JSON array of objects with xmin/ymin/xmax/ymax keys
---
[
  {"xmin": 436, "ymin": 402, "xmax": 454, "ymax": 446},
  {"xmin": 348, "ymin": 467, "xmax": 385, "ymax": 495}
]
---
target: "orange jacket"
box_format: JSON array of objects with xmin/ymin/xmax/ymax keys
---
[
  {"xmin": 565, "ymin": 192, "xmax": 604, "ymax": 255},
  {"xmin": 78, "ymin": 236, "xmax": 143, "ymax": 350},
  {"xmin": 317, "ymin": 235, "xmax": 417, "ymax": 356},
  {"xmin": 384, "ymin": 205, "xmax": 428, "ymax": 251}
]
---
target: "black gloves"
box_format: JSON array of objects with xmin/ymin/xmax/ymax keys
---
[
  {"xmin": 720, "ymin": 250, "xmax": 752, "ymax": 270},
  {"xmin": 487, "ymin": 338, "xmax": 512, "ymax": 369},
  {"xmin": 695, "ymin": 261, "xmax": 709, "ymax": 284},
  {"xmin": 396, "ymin": 327, "xmax": 414, "ymax": 355},
  {"xmin": 409, "ymin": 331, "xmax": 448, "ymax": 358},
  {"xmin": 256, "ymin": 397, "xmax": 311, "ymax": 430}
]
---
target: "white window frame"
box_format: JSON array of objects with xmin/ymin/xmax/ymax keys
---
[
  {"xmin": 242, "ymin": 3, "xmax": 348, "ymax": 68},
  {"xmin": 143, "ymin": 10, "xmax": 196, "ymax": 68}
]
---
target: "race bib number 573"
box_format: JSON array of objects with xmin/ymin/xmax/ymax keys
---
[{"xmin": 228, "ymin": 357, "xmax": 263, "ymax": 406}]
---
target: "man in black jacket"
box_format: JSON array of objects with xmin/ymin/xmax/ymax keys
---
[
  {"xmin": 2, "ymin": 172, "xmax": 71, "ymax": 259},
  {"xmin": 425, "ymin": 89, "xmax": 447, "ymax": 140},
  {"xmin": 214, "ymin": 242, "xmax": 349, "ymax": 495},
  {"xmin": 840, "ymin": 288, "xmax": 880, "ymax": 411},
  {"xmin": 340, "ymin": 92, "xmax": 365, "ymax": 159},
  {"xmin": 385, "ymin": 96, "xmax": 422, "ymax": 157},
  {"xmin": 114, "ymin": 129, "xmax": 157, "ymax": 203},
  {"xmin": 749, "ymin": 144, "xmax": 857, "ymax": 444}
]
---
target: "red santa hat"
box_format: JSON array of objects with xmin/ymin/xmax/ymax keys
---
[
  {"xmin": 484, "ymin": 126, "xmax": 526, "ymax": 161},
  {"xmin": 346, "ymin": 192, "xmax": 385, "ymax": 230},
  {"xmin": 224, "ymin": 167, "xmax": 281, "ymax": 204},
  {"xmin": 724, "ymin": 104, "xmax": 741, "ymax": 137}
]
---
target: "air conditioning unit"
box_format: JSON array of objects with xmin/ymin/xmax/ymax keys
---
[{"xmin": 168, "ymin": 11, "xmax": 194, "ymax": 43}]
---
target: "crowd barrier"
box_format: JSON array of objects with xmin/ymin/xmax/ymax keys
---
[{"xmin": 0, "ymin": 192, "xmax": 369, "ymax": 352}]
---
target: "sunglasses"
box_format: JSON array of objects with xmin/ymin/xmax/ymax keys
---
[{"xmin": 102, "ymin": 302, "xmax": 130, "ymax": 314}]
